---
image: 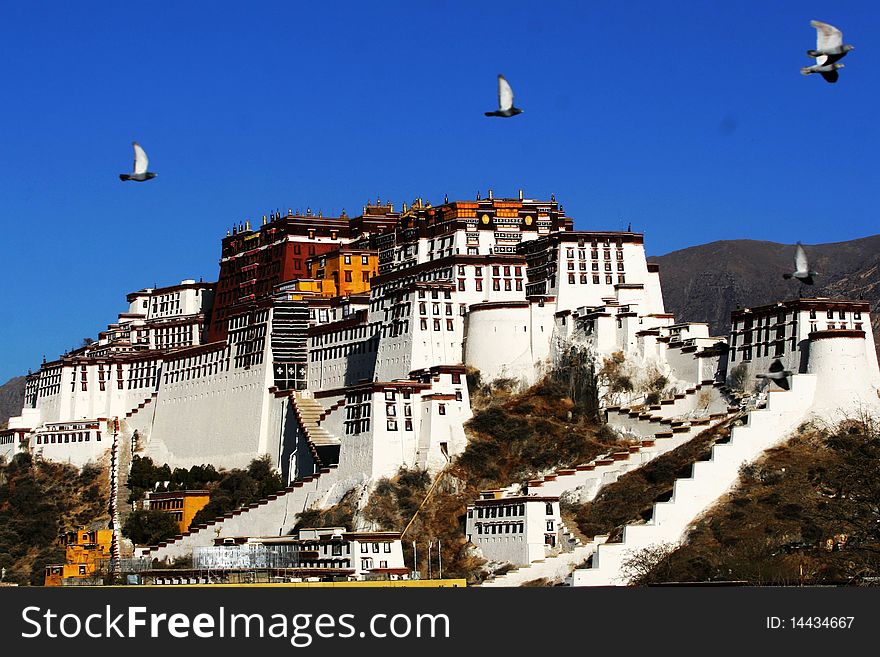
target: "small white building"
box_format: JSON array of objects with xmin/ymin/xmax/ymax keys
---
[
  {"xmin": 31, "ymin": 418, "xmax": 114, "ymax": 467},
  {"xmin": 465, "ymin": 491, "xmax": 565, "ymax": 566}
]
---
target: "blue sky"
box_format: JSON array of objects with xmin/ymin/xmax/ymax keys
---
[{"xmin": 1, "ymin": 1, "xmax": 878, "ymax": 382}]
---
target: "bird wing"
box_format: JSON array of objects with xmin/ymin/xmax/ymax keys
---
[
  {"xmin": 497, "ymin": 74, "xmax": 514, "ymax": 111},
  {"xmin": 820, "ymin": 68, "xmax": 840, "ymax": 84},
  {"xmin": 812, "ymin": 20, "xmax": 843, "ymax": 51},
  {"xmin": 769, "ymin": 359, "xmax": 784, "ymax": 373},
  {"xmin": 132, "ymin": 142, "xmax": 149, "ymax": 174},
  {"xmin": 795, "ymin": 242, "xmax": 809, "ymax": 272}
]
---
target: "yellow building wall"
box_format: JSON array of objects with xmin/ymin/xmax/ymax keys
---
[
  {"xmin": 309, "ymin": 252, "xmax": 378, "ymax": 298},
  {"xmin": 45, "ymin": 527, "xmax": 114, "ymax": 586},
  {"xmin": 181, "ymin": 494, "xmax": 211, "ymax": 533}
]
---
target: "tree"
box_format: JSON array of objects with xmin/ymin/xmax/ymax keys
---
[
  {"xmin": 620, "ymin": 542, "xmax": 678, "ymax": 585},
  {"xmin": 122, "ymin": 510, "xmax": 180, "ymax": 546}
]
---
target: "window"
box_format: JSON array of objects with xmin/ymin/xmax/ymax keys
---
[
  {"xmin": 332, "ymin": 543, "xmax": 342, "ymax": 556},
  {"xmin": 492, "ymin": 279, "xmax": 500, "ymax": 291},
  {"xmin": 383, "ymin": 542, "xmax": 392, "ymax": 553},
  {"xmin": 433, "ymin": 319, "xmax": 441, "ymax": 331},
  {"xmin": 362, "ymin": 255, "xmax": 369, "ymax": 265},
  {"xmin": 546, "ymin": 503, "xmax": 554, "ymax": 515},
  {"xmin": 420, "ymin": 319, "xmax": 427, "ymax": 330},
  {"xmin": 446, "ymin": 319, "xmax": 454, "ymax": 331},
  {"xmin": 387, "ymin": 420, "xmax": 398, "ymax": 431},
  {"xmin": 475, "ymin": 279, "xmax": 483, "ymax": 291},
  {"xmin": 385, "ymin": 390, "xmax": 396, "ymax": 401},
  {"xmin": 344, "ymin": 271, "xmax": 352, "ymax": 282},
  {"xmin": 372, "ymin": 543, "xmax": 380, "ymax": 553},
  {"xmin": 344, "ymin": 255, "xmax": 351, "ymax": 264},
  {"xmin": 361, "ymin": 558, "xmax": 373, "ymax": 569},
  {"xmin": 580, "ymin": 274, "xmax": 588, "ymax": 284},
  {"xmin": 361, "ymin": 543, "xmax": 369, "ymax": 553},
  {"xmin": 568, "ymin": 274, "xmax": 575, "ymax": 284},
  {"xmin": 405, "ymin": 419, "xmax": 413, "ymax": 431},
  {"xmin": 546, "ymin": 520, "xmax": 554, "ymax": 531},
  {"xmin": 452, "ymin": 372, "xmax": 461, "ymax": 384},
  {"xmin": 439, "ymin": 404, "xmax": 446, "ymax": 415},
  {"xmin": 386, "ymin": 404, "xmax": 396, "ymax": 417}
]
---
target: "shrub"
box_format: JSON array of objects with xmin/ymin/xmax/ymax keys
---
[{"xmin": 122, "ymin": 510, "xmax": 180, "ymax": 546}]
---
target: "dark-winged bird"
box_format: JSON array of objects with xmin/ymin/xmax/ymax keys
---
[
  {"xmin": 484, "ymin": 74, "xmax": 523, "ymax": 117},
  {"xmin": 801, "ymin": 20, "xmax": 853, "ymax": 83},
  {"xmin": 119, "ymin": 142, "xmax": 157, "ymax": 182},
  {"xmin": 756, "ymin": 359, "xmax": 793, "ymax": 390},
  {"xmin": 783, "ymin": 242, "xmax": 818, "ymax": 285}
]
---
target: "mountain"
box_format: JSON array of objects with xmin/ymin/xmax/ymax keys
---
[
  {"xmin": 0, "ymin": 376, "xmax": 26, "ymax": 429},
  {"xmin": 649, "ymin": 235, "xmax": 880, "ymax": 354}
]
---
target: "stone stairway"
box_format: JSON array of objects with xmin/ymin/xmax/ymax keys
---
[
  {"xmin": 292, "ymin": 391, "xmax": 342, "ymax": 468},
  {"xmin": 605, "ymin": 380, "xmax": 739, "ymax": 438},
  {"xmin": 477, "ymin": 400, "xmax": 742, "ymax": 586},
  {"xmin": 481, "ymin": 534, "xmax": 609, "ymax": 587},
  {"xmin": 520, "ymin": 407, "xmax": 739, "ymax": 503},
  {"xmin": 571, "ymin": 374, "xmax": 818, "ymax": 586}
]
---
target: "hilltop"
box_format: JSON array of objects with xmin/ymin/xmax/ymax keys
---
[{"xmin": 650, "ymin": 234, "xmax": 880, "ymax": 354}]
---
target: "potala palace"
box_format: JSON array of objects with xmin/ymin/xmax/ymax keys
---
[{"xmin": 4, "ymin": 192, "xmax": 880, "ymax": 586}]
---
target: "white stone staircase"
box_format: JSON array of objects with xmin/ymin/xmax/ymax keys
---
[
  {"xmin": 292, "ymin": 391, "xmax": 342, "ymax": 468},
  {"xmin": 475, "ymin": 400, "xmax": 742, "ymax": 586},
  {"xmin": 517, "ymin": 407, "xmax": 739, "ymax": 503},
  {"xmin": 481, "ymin": 535, "xmax": 608, "ymax": 587},
  {"xmin": 571, "ymin": 373, "xmax": 818, "ymax": 586}
]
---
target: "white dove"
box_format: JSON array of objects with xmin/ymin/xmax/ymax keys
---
[
  {"xmin": 801, "ymin": 20, "xmax": 853, "ymax": 83},
  {"xmin": 484, "ymin": 74, "xmax": 523, "ymax": 118},
  {"xmin": 119, "ymin": 142, "xmax": 157, "ymax": 182},
  {"xmin": 783, "ymin": 242, "xmax": 818, "ymax": 285}
]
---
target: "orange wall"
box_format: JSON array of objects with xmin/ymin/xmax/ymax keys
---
[{"xmin": 308, "ymin": 252, "xmax": 378, "ymax": 298}]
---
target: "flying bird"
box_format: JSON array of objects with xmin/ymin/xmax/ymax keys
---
[
  {"xmin": 119, "ymin": 142, "xmax": 157, "ymax": 182},
  {"xmin": 756, "ymin": 359, "xmax": 793, "ymax": 391},
  {"xmin": 484, "ymin": 74, "xmax": 523, "ymax": 118},
  {"xmin": 801, "ymin": 20, "xmax": 853, "ymax": 83},
  {"xmin": 783, "ymin": 242, "xmax": 818, "ymax": 285}
]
